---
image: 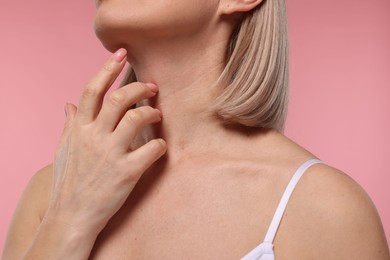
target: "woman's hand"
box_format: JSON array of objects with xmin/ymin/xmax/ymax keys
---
[{"xmin": 45, "ymin": 48, "xmax": 167, "ymax": 235}]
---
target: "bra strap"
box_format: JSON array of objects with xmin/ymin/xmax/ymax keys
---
[{"xmin": 263, "ymin": 159, "xmax": 322, "ymax": 243}]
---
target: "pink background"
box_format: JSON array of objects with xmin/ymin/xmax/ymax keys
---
[{"xmin": 1, "ymin": 0, "xmax": 389, "ymax": 253}]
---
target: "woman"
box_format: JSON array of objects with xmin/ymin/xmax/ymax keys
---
[{"xmin": 3, "ymin": 0, "xmax": 389, "ymax": 259}]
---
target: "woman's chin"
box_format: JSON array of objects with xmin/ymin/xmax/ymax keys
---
[{"xmin": 93, "ymin": 15, "xmax": 129, "ymax": 53}]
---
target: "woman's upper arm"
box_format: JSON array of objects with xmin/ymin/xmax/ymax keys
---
[
  {"xmin": 334, "ymin": 172, "xmax": 390, "ymax": 259},
  {"xmin": 2, "ymin": 165, "xmax": 52, "ymax": 259}
]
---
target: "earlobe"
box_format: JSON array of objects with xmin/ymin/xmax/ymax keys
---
[{"xmin": 218, "ymin": 0, "xmax": 264, "ymax": 15}]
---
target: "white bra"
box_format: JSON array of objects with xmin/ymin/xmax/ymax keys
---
[{"xmin": 240, "ymin": 159, "xmax": 323, "ymax": 260}]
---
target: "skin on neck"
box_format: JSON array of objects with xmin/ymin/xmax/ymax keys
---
[
  {"xmin": 94, "ymin": 2, "xmax": 272, "ymax": 166},
  {"xmin": 105, "ymin": 14, "xmax": 235, "ymax": 162}
]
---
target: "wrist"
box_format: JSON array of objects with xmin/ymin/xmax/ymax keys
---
[
  {"xmin": 42, "ymin": 207, "xmax": 102, "ymax": 240},
  {"xmin": 24, "ymin": 213, "xmax": 99, "ymax": 259}
]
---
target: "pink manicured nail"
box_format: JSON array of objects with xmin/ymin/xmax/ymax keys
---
[
  {"xmin": 113, "ymin": 48, "xmax": 127, "ymax": 62},
  {"xmin": 146, "ymin": 83, "xmax": 159, "ymax": 93}
]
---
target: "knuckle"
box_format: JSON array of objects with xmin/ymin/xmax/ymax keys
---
[
  {"xmin": 126, "ymin": 109, "xmax": 143, "ymax": 125},
  {"xmin": 108, "ymin": 91, "xmax": 126, "ymax": 106},
  {"xmin": 82, "ymin": 84, "xmax": 99, "ymax": 98},
  {"xmin": 133, "ymin": 82, "xmax": 150, "ymax": 94},
  {"xmin": 102, "ymin": 62, "xmax": 115, "ymax": 73}
]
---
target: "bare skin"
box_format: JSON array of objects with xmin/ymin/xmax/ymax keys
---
[
  {"xmin": 3, "ymin": 0, "xmax": 390, "ymax": 259},
  {"xmin": 3, "ymin": 52, "xmax": 389, "ymax": 258}
]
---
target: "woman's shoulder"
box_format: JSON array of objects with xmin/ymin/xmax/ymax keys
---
[
  {"xmin": 278, "ymin": 162, "xmax": 389, "ymax": 259},
  {"xmin": 257, "ymin": 132, "xmax": 389, "ymax": 258},
  {"xmin": 20, "ymin": 164, "xmax": 53, "ymax": 220},
  {"xmin": 2, "ymin": 165, "xmax": 53, "ymax": 258},
  {"xmin": 30, "ymin": 164, "xmax": 53, "ymax": 182},
  {"xmin": 297, "ymin": 163, "xmax": 381, "ymax": 229}
]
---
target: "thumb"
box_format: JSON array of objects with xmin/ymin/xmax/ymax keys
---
[
  {"xmin": 65, "ymin": 102, "xmax": 78, "ymax": 120},
  {"xmin": 58, "ymin": 103, "xmax": 78, "ymax": 146}
]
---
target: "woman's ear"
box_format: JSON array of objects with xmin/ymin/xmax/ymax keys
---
[{"xmin": 218, "ymin": 0, "xmax": 264, "ymax": 15}]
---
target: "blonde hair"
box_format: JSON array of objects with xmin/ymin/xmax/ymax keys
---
[{"xmin": 122, "ymin": 0, "xmax": 289, "ymax": 131}]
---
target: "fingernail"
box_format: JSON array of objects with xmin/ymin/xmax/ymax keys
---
[
  {"xmin": 146, "ymin": 83, "xmax": 158, "ymax": 93},
  {"xmin": 157, "ymin": 138, "xmax": 167, "ymax": 148},
  {"xmin": 113, "ymin": 48, "xmax": 127, "ymax": 62},
  {"xmin": 155, "ymin": 109, "xmax": 162, "ymax": 118}
]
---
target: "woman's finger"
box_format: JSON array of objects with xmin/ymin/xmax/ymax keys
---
[
  {"xmin": 95, "ymin": 82, "xmax": 158, "ymax": 133},
  {"xmin": 76, "ymin": 48, "xmax": 127, "ymax": 125},
  {"xmin": 123, "ymin": 138, "xmax": 167, "ymax": 179},
  {"xmin": 111, "ymin": 106, "xmax": 162, "ymax": 152}
]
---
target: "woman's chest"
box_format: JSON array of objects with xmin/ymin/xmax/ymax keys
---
[
  {"xmin": 89, "ymin": 209, "xmax": 262, "ymax": 259},
  {"xmin": 88, "ymin": 168, "xmax": 280, "ymax": 259}
]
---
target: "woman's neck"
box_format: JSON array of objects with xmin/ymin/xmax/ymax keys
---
[{"xmin": 126, "ymin": 37, "xmax": 235, "ymax": 163}]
